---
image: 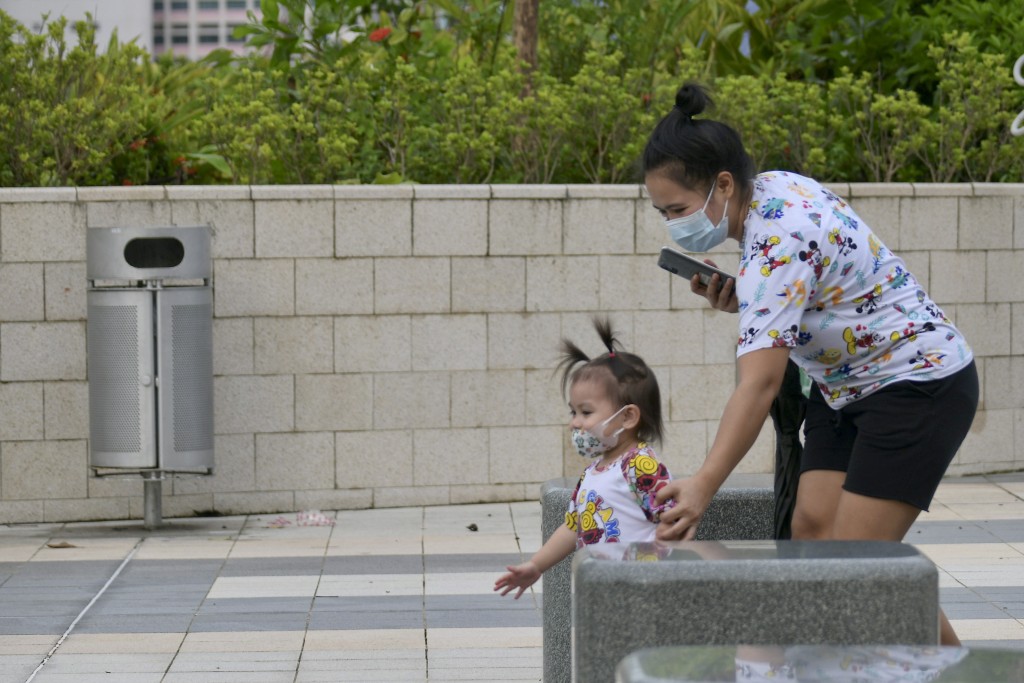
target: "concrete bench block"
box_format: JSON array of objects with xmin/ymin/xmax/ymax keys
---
[
  {"xmin": 540, "ymin": 479, "xmax": 774, "ymax": 683},
  {"xmin": 574, "ymin": 540, "xmax": 939, "ymax": 683}
]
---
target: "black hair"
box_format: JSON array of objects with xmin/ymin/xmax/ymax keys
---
[
  {"xmin": 555, "ymin": 316, "xmax": 665, "ymax": 445},
  {"xmin": 642, "ymin": 82, "xmax": 756, "ymax": 196}
]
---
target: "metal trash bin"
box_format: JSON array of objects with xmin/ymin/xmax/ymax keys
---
[{"xmin": 86, "ymin": 226, "xmax": 213, "ymax": 527}]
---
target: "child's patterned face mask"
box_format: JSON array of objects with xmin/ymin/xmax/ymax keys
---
[{"xmin": 571, "ymin": 406, "xmax": 626, "ymax": 458}]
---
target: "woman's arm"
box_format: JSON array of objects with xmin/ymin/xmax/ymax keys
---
[{"xmin": 655, "ymin": 346, "xmax": 791, "ymax": 540}]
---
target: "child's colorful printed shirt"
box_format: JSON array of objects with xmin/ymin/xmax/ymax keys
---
[
  {"xmin": 735, "ymin": 171, "xmax": 973, "ymax": 407},
  {"xmin": 565, "ymin": 444, "xmax": 672, "ymax": 548}
]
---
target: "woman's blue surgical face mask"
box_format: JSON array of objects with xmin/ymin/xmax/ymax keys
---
[{"xmin": 665, "ymin": 184, "xmax": 729, "ymax": 253}]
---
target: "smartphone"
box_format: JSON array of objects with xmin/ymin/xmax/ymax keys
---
[{"xmin": 657, "ymin": 246, "xmax": 735, "ymax": 287}]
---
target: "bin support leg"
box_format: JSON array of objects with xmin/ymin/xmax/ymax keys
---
[{"xmin": 143, "ymin": 472, "xmax": 163, "ymax": 530}]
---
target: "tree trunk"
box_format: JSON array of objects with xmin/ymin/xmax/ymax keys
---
[{"xmin": 513, "ymin": 0, "xmax": 539, "ymax": 94}]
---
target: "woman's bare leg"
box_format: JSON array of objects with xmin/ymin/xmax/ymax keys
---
[
  {"xmin": 831, "ymin": 489, "xmax": 959, "ymax": 646},
  {"xmin": 790, "ymin": 476, "xmax": 959, "ymax": 645},
  {"xmin": 789, "ymin": 470, "xmax": 844, "ymax": 540}
]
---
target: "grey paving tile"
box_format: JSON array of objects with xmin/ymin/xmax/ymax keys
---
[
  {"xmin": 973, "ymin": 587, "xmax": 1024, "ymax": 599},
  {"xmin": 2, "ymin": 561, "xmax": 121, "ymax": 587},
  {"xmin": 87, "ymin": 598, "xmax": 202, "ymax": 616},
  {"xmin": 0, "ymin": 586, "xmax": 98, "ymax": 601},
  {"xmin": 312, "ymin": 595, "xmax": 422, "ymax": 613},
  {"xmin": 307, "ymin": 610, "xmax": 424, "ymax": 630},
  {"xmin": 0, "ymin": 616, "xmax": 74, "ymax": 635},
  {"xmin": 221, "ymin": 557, "xmax": 326, "ymax": 576},
  {"xmin": 198, "ymin": 597, "xmax": 313, "ymax": 614},
  {"xmin": 321, "ymin": 555, "xmax": 422, "ymax": 575},
  {"xmin": 905, "ymin": 521, "xmax": 1001, "ymax": 544},
  {"xmin": 117, "ymin": 559, "xmax": 223, "ymax": 584},
  {"xmin": 942, "ymin": 602, "xmax": 1012, "ymax": 619},
  {"xmin": 989, "ymin": 603, "xmax": 1024, "ymax": 618},
  {"xmin": 74, "ymin": 613, "xmax": 196, "ymax": 633},
  {"xmin": 425, "ymin": 553, "xmax": 524, "ymax": 573},
  {"xmin": 424, "ymin": 594, "xmax": 540, "ymax": 611},
  {"xmin": 102, "ymin": 585, "xmax": 212, "ymax": 598},
  {"xmin": 0, "ymin": 599, "xmax": 89, "ymax": 617},
  {"xmin": 188, "ymin": 612, "xmax": 311, "ymax": 632},
  {"xmin": 976, "ymin": 520, "xmax": 1024, "ymax": 542},
  {"xmin": 424, "ymin": 609, "xmax": 542, "ymax": 628}
]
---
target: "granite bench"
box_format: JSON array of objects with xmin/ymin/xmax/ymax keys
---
[
  {"xmin": 574, "ymin": 539, "xmax": 939, "ymax": 682},
  {"xmin": 540, "ymin": 478, "xmax": 775, "ymax": 683}
]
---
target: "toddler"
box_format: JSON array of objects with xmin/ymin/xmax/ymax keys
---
[{"xmin": 495, "ymin": 317, "xmax": 672, "ymax": 599}]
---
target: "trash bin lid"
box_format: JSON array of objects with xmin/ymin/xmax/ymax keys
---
[{"xmin": 87, "ymin": 226, "xmax": 211, "ymax": 281}]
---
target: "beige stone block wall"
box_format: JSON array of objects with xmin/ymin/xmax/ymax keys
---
[{"xmin": 0, "ymin": 182, "xmax": 1019, "ymax": 523}]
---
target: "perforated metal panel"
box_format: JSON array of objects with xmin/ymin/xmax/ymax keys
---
[
  {"xmin": 86, "ymin": 225, "xmax": 213, "ymax": 475},
  {"xmin": 157, "ymin": 288, "xmax": 213, "ymax": 470},
  {"xmin": 86, "ymin": 291, "xmax": 156, "ymax": 468}
]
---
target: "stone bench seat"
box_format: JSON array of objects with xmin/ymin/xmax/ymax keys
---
[
  {"xmin": 540, "ymin": 478, "xmax": 776, "ymax": 683},
  {"xmin": 574, "ymin": 539, "xmax": 939, "ymax": 682}
]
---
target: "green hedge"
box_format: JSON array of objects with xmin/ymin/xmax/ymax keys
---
[{"xmin": 0, "ymin": 6, "xmax": 1021, "ymax": 187}]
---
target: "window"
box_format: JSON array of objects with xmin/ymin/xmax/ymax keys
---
[
  {"xmin": 171, "ymin": 24, "xmax": 189, "ymax": 44},
  {"xmin": 199, "ymin": 0, "xmax": 219, "ymax": 9},
  {"xmin": 171, "ymin": 1, "xmax": 188, "ymax": 10},
  {"xmin": 226, "ymin": 0, "xmax": 247, "ymax": 9},
  {"xmin": 198, "ymin": 23, "xmax": 219, "ymax": 43},
  {"xmin": 153, "ymin": 30, "xmax": 165, "ymax": 45},
  {"xmin": 154, "ymin": 1, "xmax": 165, "ymax": 11}
]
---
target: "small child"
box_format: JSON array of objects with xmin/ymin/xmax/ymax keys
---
[{"xmin": 494, "ymin": 317, "xmax": 673, "ymax": 599}]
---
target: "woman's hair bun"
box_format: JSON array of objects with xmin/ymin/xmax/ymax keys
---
[{"xmin": 674, "ymin": 82, "xmax": 711, "ymax": 120}]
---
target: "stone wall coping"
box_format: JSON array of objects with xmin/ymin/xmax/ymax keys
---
[
  {"xmin": 0, "ymin": 188, "xmax": 78, "ymax": 202},
  {"xmin": 0, "ymin": 184, "xmax": 1020, "ymax": 204},
  {"xmin": 166, "ymin": 186, "xmax": 252, "ymax": 200},
  {"xmin": 77, "ymin": 186, "xmax": 167, "ymax": 201},
  {"xmin": 251, "ymin": 185, "xmax": 335, "ymax": 200},
  {"xmin": 334, "ymin": 184, "xmax": 415, "ymax": 199}
]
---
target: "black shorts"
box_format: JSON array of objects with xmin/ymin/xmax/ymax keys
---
[{"xmin": 800, "ymin": 360, "xmax": 979, "ymax": 511}]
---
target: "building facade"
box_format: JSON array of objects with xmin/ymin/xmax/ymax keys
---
[{"xmin": 0, "ymin": 0, "xmax": 262, "ymax": 57}]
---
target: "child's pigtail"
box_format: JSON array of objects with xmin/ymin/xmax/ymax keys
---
[
  {"xmin": 593, "ymin": 317, "xmax": 621, "ymax": 357},
  {"xmin": 556, "ymin": 338, "xmax": 590, "ymax": 399}
]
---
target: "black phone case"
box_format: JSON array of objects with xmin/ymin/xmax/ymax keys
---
[{"xmin": 657, "ymin": 247, "xmax": 734, "ymax": 286}]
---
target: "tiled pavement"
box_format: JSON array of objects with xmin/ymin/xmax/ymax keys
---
[{"xmin": 2, "ymin": 474, "xmax": 1024, "ymax": 682}]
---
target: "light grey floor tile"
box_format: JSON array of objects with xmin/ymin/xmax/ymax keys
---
[
  {"xmin": 169, "ymin": 650, "xmax": 301, "ymax": 672},
  {"xmin": 162, "ymin": 673, "xmax": 295, "ymax": 683},
  {"xmin": 40, "ymin": 652, "xmax": 174, "ymax": 674}
]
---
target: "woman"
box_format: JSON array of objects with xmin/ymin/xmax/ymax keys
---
[{"xmin": 647, "ymin": 83, "xmax": 978, "ymax": 646}]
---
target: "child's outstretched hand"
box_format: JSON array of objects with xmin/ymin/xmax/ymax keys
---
[{"xmin": 494, "ymin": 562, "xmax": 541, "ymax": 599}]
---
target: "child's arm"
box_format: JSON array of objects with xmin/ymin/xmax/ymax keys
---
[{"xmin": 494, "ymin": 524, "xmax": 577, "ymax": 600}]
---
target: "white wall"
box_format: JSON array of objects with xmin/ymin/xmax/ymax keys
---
[
  {"xmin": 0, "ymin": 182, "xmax": 1021, "ymax": 524},
  {"xmin": 0, "ymin": 0, "xmax": 152, "ymax": 50}
]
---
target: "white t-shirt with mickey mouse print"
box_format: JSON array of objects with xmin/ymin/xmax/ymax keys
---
[{"xmin": 733, "ymin": 171, "xmax": 972, "ymax": 408}]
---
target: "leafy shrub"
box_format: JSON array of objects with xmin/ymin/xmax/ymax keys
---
[{"xmin": 1, "ymin": 3, "xmax": 1022, "ymax": 187}]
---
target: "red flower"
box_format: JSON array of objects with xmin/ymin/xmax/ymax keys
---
[
  {"xmin": 122, "ymin": 179, "xmax": 134, "ymax": 186},
  {"xmin": 128, "ymin": 138, "xmax": 146, "ymax": 151},
  {"xmin": 368, "ymin": 26, "xmax": 392, "ymax": 42}
]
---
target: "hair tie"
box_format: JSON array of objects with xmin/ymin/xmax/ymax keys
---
[{"xmin": 608, "ymin": 351, "xmax": 616, "ymax": 358}]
